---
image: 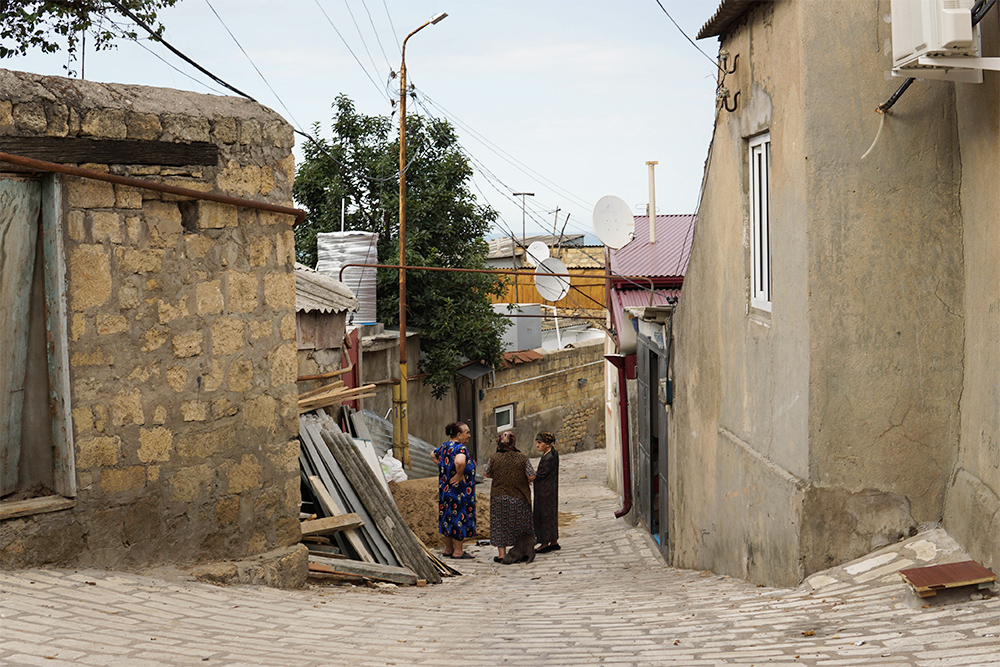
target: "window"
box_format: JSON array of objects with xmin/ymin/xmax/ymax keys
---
[
  {"xmin": 749, "ymin": 133, "xmax": 771, "ymax": 312},
  {"xmin": 494, "ymin": 404, "xmax": 514, "ymax": 432}
]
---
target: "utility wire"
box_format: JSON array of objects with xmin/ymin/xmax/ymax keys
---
[
  {"xmin": 362, "ymin": 0, "xmax": 394, "ymax": 70},
  {"xmin": 311, "ymin": 0, "xmax": 392, "ymax": 104},
  {"xmin": 342, "ymin": 0, "xmax": 384, "ymax": 84},
  {"xmin": 653, "ymin": 0, "xmax": 726, "ymax": 73}
]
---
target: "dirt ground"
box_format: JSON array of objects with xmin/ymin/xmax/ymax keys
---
[{"xmin": 389, "ymin": 476, "xmax": 490, "ymax": 547}]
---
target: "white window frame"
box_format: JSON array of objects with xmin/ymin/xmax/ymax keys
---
[
  {"xmin": 494, "ymin": 404, "xmax": 514, "ymax": 432},
  {"xmin": 749, "ymin": 133, "xmax": 772, "ymax": 313}
]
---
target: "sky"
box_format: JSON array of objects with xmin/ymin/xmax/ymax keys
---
[{"xmin": 4, "ymin": 0, "xmax": 723, "ymax": 243}]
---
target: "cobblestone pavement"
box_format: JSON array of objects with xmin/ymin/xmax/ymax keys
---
[{"xmin": 2, "ymin": 448, "xmax": 999, "ymax": 666}]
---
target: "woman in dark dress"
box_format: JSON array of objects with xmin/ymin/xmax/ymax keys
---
[
  {"xmin": 431, "ymin": 421, "xmax": 476, "ymax": 559},
  {"xmin": 484, "ymin": 431, "xmax": 535, "ymax": 563},
  {"xmin": 533, "ymin": 431, "xmax": 560, "ymax": 552}
]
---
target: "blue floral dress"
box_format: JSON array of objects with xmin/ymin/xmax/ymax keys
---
[{"xmin": 434, "ymin": 441, "xmax": 477, "ymax": 539}]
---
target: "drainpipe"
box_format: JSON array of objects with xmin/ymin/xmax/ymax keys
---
[{"xmin": 605, "ymin": 353, "xmax": 632, "ymax": 518}]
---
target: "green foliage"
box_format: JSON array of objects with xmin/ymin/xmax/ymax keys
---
[
  {"xmin": 0, "ymin": 1, "xmax": 178, "ymax": 73},
  {"xmin": 294, "ymin": 95, "xmax": 509, "ymax": 397}
]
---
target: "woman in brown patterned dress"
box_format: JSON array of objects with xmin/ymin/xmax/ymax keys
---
[{"xmin": 483, "ymin": 431, "xmax": 535, "ymax": 563}]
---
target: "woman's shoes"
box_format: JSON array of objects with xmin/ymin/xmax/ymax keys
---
[
  {"xmin": 493, "ymin": 556, "xmax": 503, "ymax": 563},
  {"xmin": 536, "ymin": 544, "xmax": 561, "ymax": 553},
  {"xmin": 452, "ymin": 552, "xmax": 474, "ymax": 559}
]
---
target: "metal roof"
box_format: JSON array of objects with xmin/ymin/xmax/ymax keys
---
[
  {"xmin": 609, "ymin": 214, "xmax": 696, "ymax": 280},
  {"xmin": 295, "ymin": 262, "xmax": 359, "ymax": 314},
  {"xmin": 609, "ymin": 288, "xmax": 680, "ymax": 345},
  {"xmin": 697, "ymin": 0, "xmax": 769, "ymax": 40}
]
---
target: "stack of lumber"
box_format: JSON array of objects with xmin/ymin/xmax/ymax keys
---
[
  {"xmin": 299, "ymin": 416, "xmax": 445, "ymax": 585},
  {"xmin": 298, "ymin": 381, "xmax": 377, "ymax": 414}
]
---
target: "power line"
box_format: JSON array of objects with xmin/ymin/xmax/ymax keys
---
[
  {"xmin": 362, "ymin": 0, "xmax": 394, "ymax": 71},
  {"xmin": 342, "ymin": 0, "xmax": 384, "ymax": 84},
  {"xmin": 653, "ymin": 0, "xmax": 725, "ymax": 73},
  {"xmin": 311, "ymin": 0, "xmax": 392, "ymax": 104}
]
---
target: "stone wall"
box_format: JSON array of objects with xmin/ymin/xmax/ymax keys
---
[
  {"xmin": 0, "ymin": 68, "xmax": 304, "ymax": 584},
  {"xmin": 479, "ymin": 338, "xmax": 605, "ymax": 460}
]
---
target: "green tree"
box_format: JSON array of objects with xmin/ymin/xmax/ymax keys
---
[
  {"xmin": 1, "ymin": 1, "xmax": 178, "ymax": 71},
  {"xmin": 294, "ymin": 94, "xmax": 509, "ymax": 397}
]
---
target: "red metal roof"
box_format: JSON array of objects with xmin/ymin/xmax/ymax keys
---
[
  {"xmin": 609, "ymin": 214, "xmax": 696, "ymax": 280},
  {"xmin": 609, "ymin": 287, "xmax": 680, "ymax": 349}
]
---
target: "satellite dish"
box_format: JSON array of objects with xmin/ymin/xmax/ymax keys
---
[
  {"xmin": 592, "ymin": 195, "xmax": 635, "ymax": 249},
  {"xmin": 525, "ymin": 241, "xmax": 549, "ymax": 267},
  {"xmin": 535, "ymin": 257, "xmax": 570, "ymax": 302}
]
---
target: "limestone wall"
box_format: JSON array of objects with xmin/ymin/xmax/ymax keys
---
[
  {"xmin": 0, "ymin": 69, "xmax": 303, "ymax": 581},
  {"xmin": 479, "ymin": 339, "xmax": 605, "ymax": 461}
]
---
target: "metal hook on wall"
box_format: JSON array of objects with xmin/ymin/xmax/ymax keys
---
[
  {"xmin": 726, "ymin": 53, "xmax": 739, "ymax": 75},
  {"xmin": 724, "ymin": 90, "xmax": 740, "ymax": 113}
]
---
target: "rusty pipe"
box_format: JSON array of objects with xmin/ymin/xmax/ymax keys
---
[
  {"xmin": 605, "ymin": 353, "xmax": 633, "ymax": 519},
  {"xmin": 0, "ymin": 152, "xmax": 306, "ymax": 225}
]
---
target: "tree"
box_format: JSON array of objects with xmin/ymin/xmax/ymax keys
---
[
  {"xmin": 294, "ymin": 95, "xmax": 510, "ymax": 397},
  {"xmin": 0, "ymin": 1, "xmax": 178, "ymax": 71}
]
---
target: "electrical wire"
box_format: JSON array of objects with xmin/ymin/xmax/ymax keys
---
[
  {"xmin": 311, "ymin": 0, "xmax": 392, "ymax": 104},
  {"xmin": 653, "ymin": 0, "xmax": 726, "ymax": 73},
  {"xmin": 362, "ymin": 0, "xmax": 395, "ymax": 71},
  {"xmin": 342, "ymin": 0, "xmax": 384, "ymax": 84}
]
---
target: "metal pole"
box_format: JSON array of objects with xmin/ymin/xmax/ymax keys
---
[
  {"xmin": 646, "ymin": 161, "xmax": 658, "ymax": 244},
  {"xmin": 395, "ymin": 13, "xmax": 447, "ymax": 468},
  {"xmin": 512, "ymin": 192, "xmax": 534, "ymax": 303}
]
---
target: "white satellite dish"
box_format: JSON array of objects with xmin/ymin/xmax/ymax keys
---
[
  {"xmin": 525, "ymin": 241, "xmax": 549, "ymax": 267},
  {"xmin": 592, "ymin": 195, "xmax": 635, "ymax": 249},
  {"xmin": 535, "ymin": 257, "xmax": 570, "ymax": 302}
]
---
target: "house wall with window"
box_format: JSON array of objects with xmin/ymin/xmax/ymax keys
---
[
  {"xmin": 478, "ymin": 338, "xmax": 605, "ymax": 461},
  {"xmin": 670, "ymin": 0, "xmax": 970, "ymax": 586},
  {"xmin": 0, "ymin": 69, "xmax": 305, "ymax": 585}
]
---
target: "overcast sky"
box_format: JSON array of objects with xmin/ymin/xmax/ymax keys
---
[{"xmin": 5, "ymin": 0, "xmax": 723, "ymax": 242}]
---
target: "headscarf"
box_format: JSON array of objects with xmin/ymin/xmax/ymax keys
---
[
  {"xmin": 497, "ymin": 431, "xmax": 518, "ymax": 453},
  {"xmin": 536, "ymin": 431, "xmax": 556, "ymax": 448}
]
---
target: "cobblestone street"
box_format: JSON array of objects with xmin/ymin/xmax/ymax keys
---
[{"xmin": 2, "ymin": 448, "xmax": 999, "ymax": 666}]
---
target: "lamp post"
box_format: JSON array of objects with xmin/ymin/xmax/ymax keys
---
[
  {"xmin": 395, "ymin": 11, "xmax": 447, "ymax": 468},
  {"xmin": 512, "ymin": 192, "xmax": 533, "ymax": 302}
]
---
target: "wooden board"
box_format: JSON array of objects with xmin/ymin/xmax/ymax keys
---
[
  {"xmin": 900, "ymin": 560, "xmax": 997, "ymax": 597},
  {"xmin": 309, "ymin": 555, "xmax": 418, "ymax": 586},
  {"xmin": 0, "ymin": 495, "xmax": 75, "ymax": 521},
  {"xmin": 307, "ymin": 474, "xmax": 374, "ymax": 564},
  {"xmin": 300, "ymin": 513, "xmax": 363, "ymax": 536},
  {"xmin": 1, "ymin": 136, "xmax": 218, "ymax": 166}
]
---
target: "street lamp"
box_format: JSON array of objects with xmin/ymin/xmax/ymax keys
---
[{"xmin": 395, "ymin": 11, "xmax": 448, "ymax": 468}]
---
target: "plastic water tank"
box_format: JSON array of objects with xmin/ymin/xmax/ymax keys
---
[{"xmin": 316, "ymin": 231, "xmax": 379, "ymax": 324}]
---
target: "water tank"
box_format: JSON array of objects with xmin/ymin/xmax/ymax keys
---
[{"xmin": 316, "ymin": 231, "xmax": 379, "ymax": 325}]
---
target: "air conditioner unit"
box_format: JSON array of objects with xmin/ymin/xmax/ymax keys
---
[{"xmin": 891, "ymin": 0, "xmax": 983, "ymax": 82}]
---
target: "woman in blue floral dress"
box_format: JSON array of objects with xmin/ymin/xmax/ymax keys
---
[{"xmin": 432, "ymin": 421, "xmax": 476, "ymax": 559}]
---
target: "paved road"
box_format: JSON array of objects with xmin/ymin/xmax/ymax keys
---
[{"xmin": 2, "ymin": 448, "xmax": 998, "ymax": 666}]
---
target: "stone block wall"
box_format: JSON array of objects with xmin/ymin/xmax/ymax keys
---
[
  {"xmin": 478, "ymin": 338, "xmax": 605, "ymax": 460},
  {"xmin": 0, "ymin": 69, "xmax": 303, "ymax": 578}
]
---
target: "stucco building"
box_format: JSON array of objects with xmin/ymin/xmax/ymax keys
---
[{"xmin": 661, "ymin": 0, "xmax": 999, "ymax": 586}]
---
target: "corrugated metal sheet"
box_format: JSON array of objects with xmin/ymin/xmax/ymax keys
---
[
  {"xmin": 361, "ymin": 410, "xmax": 438, "ymax": 479},
  {"xmin": 488, "ymin": 234, "xmax": 586, "ymax": 259},
  {"xmin": 610, "ymin": 214, "xmax": 696, "ymax": 280},
  {"xmin": 295, "ymin": 262, "xmax": 359, "ymax": 314},
  {"xmin": 697, "ymin": 0, "xmax": 769, "ymax": 40}
]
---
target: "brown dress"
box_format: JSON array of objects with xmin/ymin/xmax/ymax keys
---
[
  {"xmin": 485, "ymin": 451, "xmax": 535, "ymax": 547},
  {"xmin": 533, "ymin": 448, "xmax": 559, "ymax": 544}
]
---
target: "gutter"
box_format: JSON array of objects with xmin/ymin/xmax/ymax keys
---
[{"xmin": 605, "ymin": 353, "xmax": 633, "ymax": 519}]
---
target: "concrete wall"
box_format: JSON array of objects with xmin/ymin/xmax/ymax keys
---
[
  {"xmin": 479, "ymin": 338, "xmax": 605, "ymax": 461},
  {"xmin": 0, "ymin": 69, "xmax": 303, "ymax": 582},
  {"xmin": 946, "ymin": 10, "xmax": 1000, "ymax": 573},
  {"xmin": 671, "ymin": 0, "xmax": 970, "ymax": 586}
]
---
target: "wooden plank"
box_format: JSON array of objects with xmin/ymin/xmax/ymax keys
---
[
  {"xmin": 307, "ymin": 474, "xmax": 373, "ymax": 562},
  {"xmin": 900, "ymin": 560, "xmax": 997, "ymax": 595},
  {"xmin": 0, "ymin": 495, "xmax": 75, "ymax": 521},
  {"xmin": 300, "ymin": 513, "xmax": 363, "ymax": 535},
  {"xmin": 0, "ymin": 177, "xmax": 41, "ymax": 496},
  {"xmin": 298, "ymin": 380, "xmax": 345, "ymax": 401},
  {"xmin": 308, "ymin": 555, "xmax": 418, "ymax": 586},
  {"xmin": 42, "ymin": 176, "xmax": 75, "ymax": 497},
  {"xmin": 0, "ymin": 136, "xmax": 218, "ymax": 166}
]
